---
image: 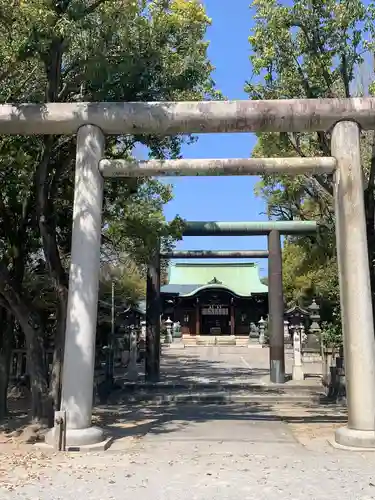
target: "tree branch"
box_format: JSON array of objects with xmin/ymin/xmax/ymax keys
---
[
  {"xmin": 289, "ymin": 18, "xmax": 334, "ymax": 95},
  {"xmin": 285, "ymin": 133, "xmax": 333, "ymax": 198},
  {"xmin": 35, "ymin": 138, "xmax": 69, "ymax": 291}
]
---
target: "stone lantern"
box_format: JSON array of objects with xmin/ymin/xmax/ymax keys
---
[
  {"xmin": 285, "ymin": 303, "xmax": 310, "ymax": 345},
  {"xmin": 140, "ymin": 320, "xmax": 146, "ymax": 341},
  {"xmin": 164, "ymin": 317, "xmax": 173, "ymax": 344},
  {"xmin": 307, "ymin": 298, "xmax": 321, "ymax": 349},
  {"xmin": 127, "ymin": 325, "xmax": 138, "ymax": 381},
  {"xmin": 283, "ymin": 319, "xmax": 291, "ymax": 344},
  {"xmin": 258, "ymin": 317, "xmax": 266, "ymax": 345}
]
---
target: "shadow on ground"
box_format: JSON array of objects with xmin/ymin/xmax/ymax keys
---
[
  {"xmin": 118, "ymin": 349, "xmax": 321, "ymax": 390},
  {"xmin": 93, "ymin": 347, "xmax": 342, "ymax": 444},
  {"xmin": 93, "ymin": 399, "xmax": 348, "ymax": 444},
  {"xmin": 1, "ymin": 346, "xmax": 327, "ymax": 445}
]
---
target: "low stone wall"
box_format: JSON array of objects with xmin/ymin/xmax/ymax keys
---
[{"xmin": 302, "ymin": 351, "xmax": 322, "ymax": 363}]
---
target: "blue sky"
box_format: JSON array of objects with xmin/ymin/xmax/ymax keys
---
[
  {"xmin": 136, "ymin": 0, "xmax": 270, "ymax": 275},
  {"xmin": 163, "ymin": 0, "xmax": 269, "ymax": 275}
]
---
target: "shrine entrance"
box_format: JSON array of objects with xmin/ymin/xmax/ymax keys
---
[
  {"xmin": 198, "ymin": 288, "xmax": 234, "ymax": 336},
  {"xmin": 201, "ymin": 303, "xmax": 230, "ymax": 335},
  {"xmin": 160, "ymin": 263, "xmax": 268, "ymax": 337}
]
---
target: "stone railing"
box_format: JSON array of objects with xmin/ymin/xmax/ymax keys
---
[{"xmin": 322, "ymin": 346, "xmax": 346, "ymax": 400}]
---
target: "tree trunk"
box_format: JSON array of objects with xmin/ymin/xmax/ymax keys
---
[
  {"xmin": 14, "ymin": 307, "xmax": 53, "ymax": 426},
  {"xmin": 365, "ymin": 196, "xmax": 375, "ymax": 291},
  {"xmin": 364, "ymin": 134, "xmax": 375, "ymax": 322},
  {"xmin": 35, "ymin": 136, "xmax": 69, "ymax": 415},
  {"xmin": 0, "ymin": 264, "xmax": 52, "ymax": 424},
  {"xmin": 26, "ymin": 325, "xmax": 52, "ymax": 426},
  {"xmin": 49, "ymin": 286, "xmax": 67, "ymax": 411},
  {"xmin": 0, "ymin": 308, "xmax": 13, "ymax": 420},
  {"xmin": 366, "ymin": 215, "xmax": 375, "ymax": 320}
]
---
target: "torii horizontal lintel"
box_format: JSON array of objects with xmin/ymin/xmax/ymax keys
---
[
  {"xmin": 98, "ymin": 157, "xmax": 336, "ymax": 177},
  {"xmin": 160, "ymin": 250, "xmax": 270, "ymax": 259},
  {"xmin": 181, "ymin": 221, "xmax": 317, "ymax": 236},
  {"xmin": 0, "ymin": 98, "xmax": 373, "ymax": 135}
]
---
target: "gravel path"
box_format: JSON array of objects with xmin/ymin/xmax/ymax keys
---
[{"xmin": 2, "ymin": 402, "xmax": 375, "ymax": 500}]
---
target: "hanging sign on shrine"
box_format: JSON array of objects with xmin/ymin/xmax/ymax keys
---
[{"xmin": 201, "ymin": 304, "xmax": 229, "ymax": 316}]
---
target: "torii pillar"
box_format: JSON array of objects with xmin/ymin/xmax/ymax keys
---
[
  {"xmin": 145, "ymin": 240, "xmax": 161, "ymax": 382},
  {"xmin": 268, "ymin": 230, "xmax": 285, "ymax": 383}
]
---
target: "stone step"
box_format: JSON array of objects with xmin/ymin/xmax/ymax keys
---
[
  {"xmin": 183, "ymin": 338, "xmax": 198, "ymax": 346},
  {"xmin": 112, "ymin": 379, "xmax": 325, "ymax": 405},
  {"xmin": 216, "ymin": 338, "xmax": 236, "ymax": 346},
  {"xmin": 192, "ymin": 335, "xmax": 240, "ymax": 346},
  {"xmin": 236, "ymin": 338, "xmax": 252, "ymax": 346},
  {"xmin": 181, "ymin": 336, "xmax": 263, "ymax": 347},
  {"xmin": 112, "ymin": 390, "xmax": 325, "ymax": 405},
  {"xmin": 196, "ymin": 338, "xmax": 216, "ymax": 345},
  {"xmin": 120, "ymin": 381, "xmax": 322, "ymax": 392}
]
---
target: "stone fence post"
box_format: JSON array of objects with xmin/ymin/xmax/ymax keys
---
[{"xmin": 292, "ymin": 325, "xmax": 304, "ymax": 381}]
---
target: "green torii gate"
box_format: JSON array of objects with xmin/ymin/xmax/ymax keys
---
[{"xmin": 146, "ymin": 220, "xmax": 317, "ymax": 385}]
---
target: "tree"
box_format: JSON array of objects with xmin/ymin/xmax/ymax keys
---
[
  {"xmin": 0, "ymin": 0, "xmax": 218, "ymax": 422},
  {"xmin": 0, "ymin": 308, "xmax": 13, "ymax": 419},
  {"xmin": 100, "ymin": 257, "xmax": 146, "ymax": 306},
  {"xmin": 246, "ymin": 0, "xmax": 375, "ymax": 323}
]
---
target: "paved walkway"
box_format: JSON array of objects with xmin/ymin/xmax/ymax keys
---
[
  {"xmin": 161, "ymin": 345, "xmax": 272, "ymax": 385},
  {"xmin": 3, "ymin": 346, "xmax": 368, "ymax": 500},
  {"xmin": 125, "ymin": 345, "xmax": 322, "ymax": 385},
  {"xmin": 2, "ymin": 401, "xmax": 375, "ymax": 500}
]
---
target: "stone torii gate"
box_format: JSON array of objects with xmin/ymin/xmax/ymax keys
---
[
  {"xmin": 147, "ymin": 220, "xmax": 318, "ymax": 385},
  {"xmin": 0, "ymin": 100, "xmax": 374, "ymax": 450}
]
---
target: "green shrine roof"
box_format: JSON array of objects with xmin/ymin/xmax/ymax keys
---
[{"xmin": 161, "ymin": 262, "xmax": 268, "ymax": 298}]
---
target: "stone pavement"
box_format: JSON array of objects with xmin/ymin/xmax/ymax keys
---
[
  {"xmin": 2, "ymin": 346, "xmax": 365, "ymax": 500},
  {"xmin": 116, "ymin": 345, "xmax": 324, "ymax": 406},
  {"xmin": 123, "ymin": 345, "xmax": 322, "ymax": 385}
]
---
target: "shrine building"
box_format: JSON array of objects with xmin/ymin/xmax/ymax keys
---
[{"xmin": 160, "ymin": 262, "xmax": 268, "ymax": 337}]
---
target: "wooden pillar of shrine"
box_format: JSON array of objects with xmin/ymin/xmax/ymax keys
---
[
  {"xmin": 230, "ymin": 298, "xmax": 235, "ymax": 336},
  {"xmin": 195, "ymin": 298, "xmax": 200, "ymax": 335},
  {"xmin": 145, "ymin": 240, "xmax": 161, "ymax": 382}
]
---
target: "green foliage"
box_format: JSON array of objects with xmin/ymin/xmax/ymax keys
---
[
  {"xmin": 247, "ymin": 0, "xmax": 371, "ymax": 101},
  {"xmin": 247, "ymin": 0, "xmax": 375, "ymax": 213},
  {"xmin": 282, "ymin": 239, "xmax": 339, "ymax": 304},
  {"xmin": 246, "ymin": 0, "xmax": 375, "ymax": 338},
  {"xmin": 0, "ymin": 0, "xmax": 219, "ymax": 418},
  {"xmin": 100, "ymin": 259, "xmax": 145, "ymax": 305},
  {"xmin": 0, "ymin": 0, "xmax": 218, "ymax": 319},
  {"xmin": 321, "ymin": 318, "xmax": 343, "ymax": 348}
]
